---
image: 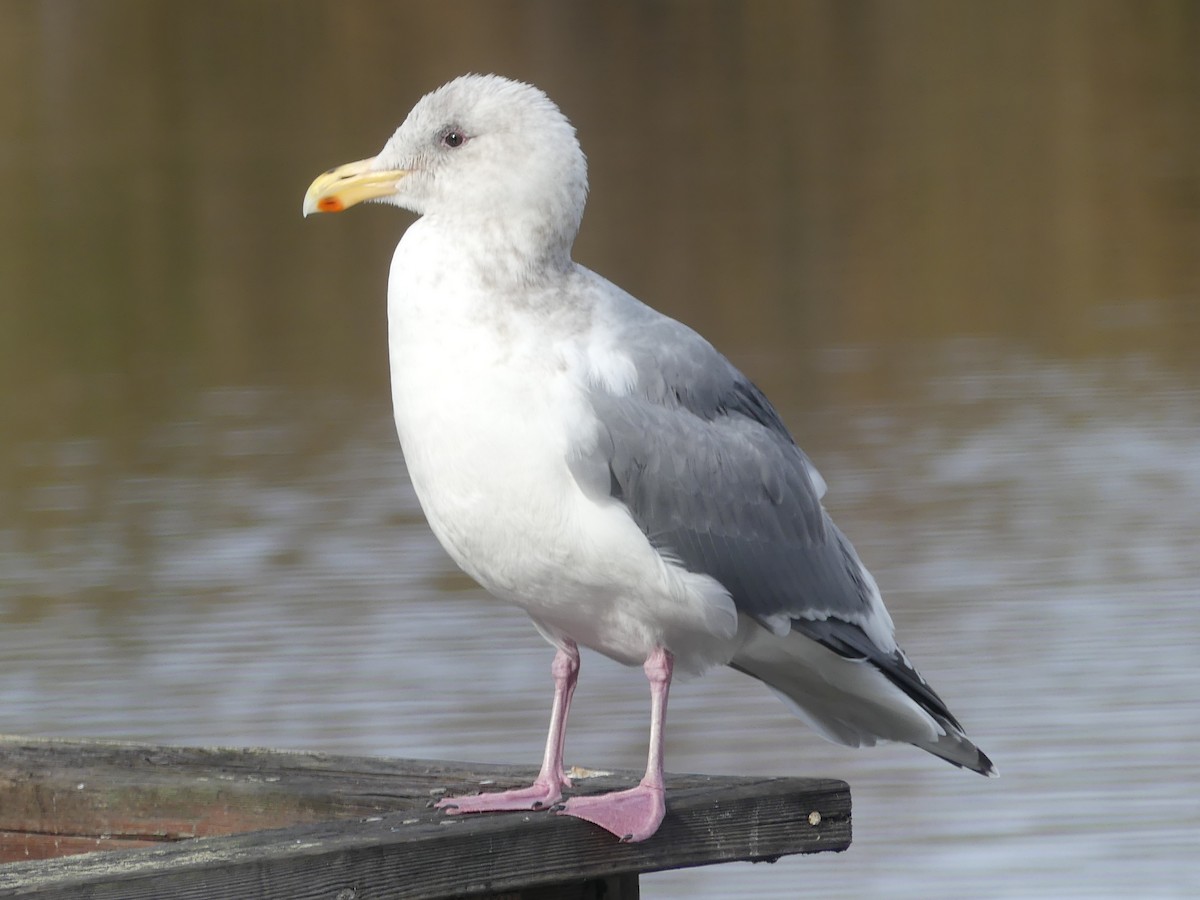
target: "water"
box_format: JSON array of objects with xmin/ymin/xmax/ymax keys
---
[{"xmin": 2, "ymin": 3, "xmax": 1199, "ymax": 897}]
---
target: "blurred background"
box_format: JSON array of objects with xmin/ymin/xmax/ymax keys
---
[{"xmin": 2, "ymin": 1, "xmax": 1198, "ymax": 896}]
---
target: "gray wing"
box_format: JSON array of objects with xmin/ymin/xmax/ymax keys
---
[
  {"xmin": 577, "ymin": 300, "xmax": 965, "ymax": 727},
  {"xmin": 582, "ymin": 307, "xmax": 879, "ymax": 631}
]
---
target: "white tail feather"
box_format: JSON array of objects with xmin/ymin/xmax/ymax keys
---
[{"xmin": 732, "ymin": 625, "xmax": 996, "ymax": 775}]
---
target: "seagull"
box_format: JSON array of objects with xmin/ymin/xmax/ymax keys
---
[{"xmin": 303, "ymin": 74, "xmax": 994, "ymax": 843}]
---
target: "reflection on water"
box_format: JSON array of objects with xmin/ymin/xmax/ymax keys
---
[
  {"xmin": 3, "ymin": 1, "xmax": 1199, "ymax": 897},
  {"xmin": 3, "ymin": 345, "xmax": 1198, "ymax": 897}
]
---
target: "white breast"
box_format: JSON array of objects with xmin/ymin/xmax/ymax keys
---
[{"xmin": 384, "ymin": 222, "xmax": 738, "ymax": 672}]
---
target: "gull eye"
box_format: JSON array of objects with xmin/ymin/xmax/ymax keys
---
[{"xmin": 441, "ymin": 128, "xmax": 466, "ymax": 149}]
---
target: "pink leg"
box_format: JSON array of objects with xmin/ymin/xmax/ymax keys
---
[
  {"xmin": 437, "ymin": 642, "xmax": 579, "ymax": 814},
  {"xmin": 557, "ymin": 646, "xmax": 672, "ymax": 842}
]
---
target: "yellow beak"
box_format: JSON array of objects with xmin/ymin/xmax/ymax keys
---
[{"xmin": 302, "ymin": 158, "xmax": 408, "ymax": 216}]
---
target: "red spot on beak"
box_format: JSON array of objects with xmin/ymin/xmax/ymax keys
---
[{"xmin": 318, "ymin": 196, "xmax": 344, "ymax": 213}]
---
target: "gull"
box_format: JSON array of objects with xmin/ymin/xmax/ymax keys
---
[{"xmin": 303, "ymin": 74, "xmax": 994, "ymax": 843}]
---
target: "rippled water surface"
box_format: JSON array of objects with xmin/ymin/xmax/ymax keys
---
[
  {"xmin": 5, "ymin": 346, "xmax": 1197, "ymax": 897},
  {"xmin": 3, "ymin": 3, "xmax": 1199, "ymax": 897}
]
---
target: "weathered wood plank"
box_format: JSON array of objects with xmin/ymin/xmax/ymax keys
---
[
  {"xmin": 0, "ymin": 835, "xmax": 162, "ymax": 864},
  {"xmin": 0, "ymin": 784, "xmax": 848, "ymax": 899},
  {"xmin": 0, "ymin": 740, "xmax": 407, "ymax": 860},
  {"xmin": 0, "ymin": 736, "xmax": 850, "ymax": 898},
  {"xmin": 0, "ymin": 737, "xmax": 455, "ymax": 853}
]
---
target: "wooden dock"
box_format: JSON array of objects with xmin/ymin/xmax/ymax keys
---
[{"xmin": 0, "ymin": 736, "xmax": 850, "ymax": 898}]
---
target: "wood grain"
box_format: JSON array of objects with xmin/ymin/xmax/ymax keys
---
[{"xmin": 0, "ymin": 736, "xmax": 850, "ymax": 898}]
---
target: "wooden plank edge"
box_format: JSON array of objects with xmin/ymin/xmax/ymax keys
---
[{"xmin": 0, "ymin": 777, "xmax": 850, "ymax": 899}]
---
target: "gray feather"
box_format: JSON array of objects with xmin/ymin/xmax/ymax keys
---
[{"xmin": 583, "ymin": 311, "xmax": 877, "ymax": 628}]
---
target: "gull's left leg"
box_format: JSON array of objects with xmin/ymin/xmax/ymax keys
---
[
  {"xmin": 437, "ymin": 641, "xmax": 579, "ymax": 814},
  {"xmin": 557, "ymin": 646, "xmax": 672, "ymax": 842}
]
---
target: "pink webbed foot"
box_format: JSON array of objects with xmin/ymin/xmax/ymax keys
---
[
  {"xmin": 439, "ymin": 643, "xmax": 581, "ymax": 817},
  {"xmin": 557, "ymin": 780, "xmax": 666, "ymax": 842},
  {"xmin": 436, "ymin": 773, "xmax": 571, "ymax": 815}
]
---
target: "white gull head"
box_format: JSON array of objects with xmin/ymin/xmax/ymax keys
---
[{"xmin": 305, "ymin": 74, "xmax": 588, "ymax": 270}]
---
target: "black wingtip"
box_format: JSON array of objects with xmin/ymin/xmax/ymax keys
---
[
  {"xmin": 933, "ymin": 733, "xmax": 997, "ymax": 777},
  {"xmin": 976, "ymin": 747, "xmax": 999, "ymax": 778}
]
